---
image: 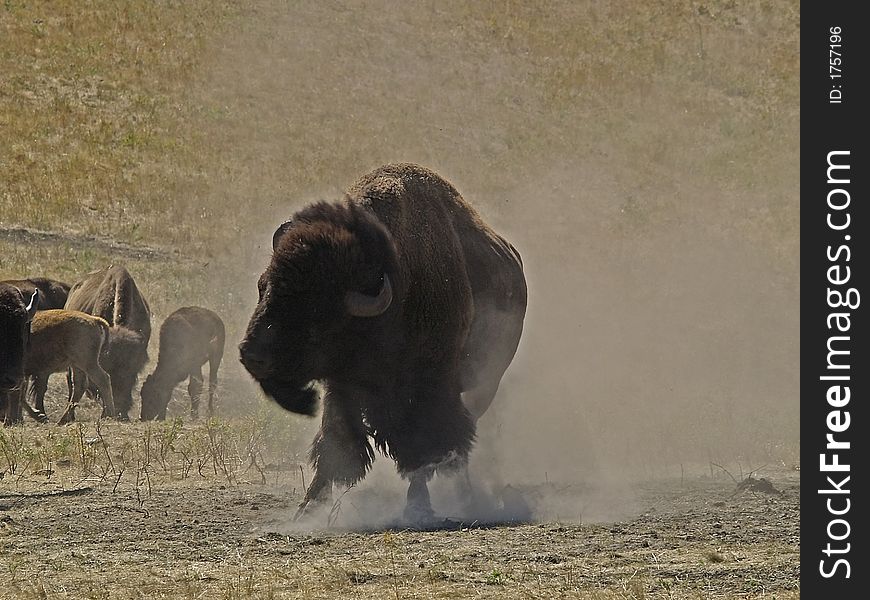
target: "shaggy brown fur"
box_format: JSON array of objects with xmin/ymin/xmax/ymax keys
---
[
  {"xmin": 140, "ymin": 307, "xmax": 225, "ymax": 421},
  {"xmin": 23, "ymin": 310, "xmax": 115, "ymax": 424},
  {"xmin": 0, "ymin": 277, "xmax": 71, "ymax": 311},
  {"xmin": 0, "ymin": 284, "xmax": 39, "ymax": 424},
  {"xmin": 65, "ymin": 265, "xmax": 151, "ymax": 419},
  {"xmin": 240, "ymin": 163, "xmax": 527, "ymax": 521}
]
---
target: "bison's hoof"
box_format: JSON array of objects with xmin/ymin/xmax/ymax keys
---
[
  {"xmin": 36, "ymin": 413, "xmax": 49, "ymax": 424},
  {"xmin": 293, "ymin": 502, "xmax": 313, "ymax": 522},
  {"xmin": 403, "ymin": 503, "xmax": 437, "ymax": 525}
]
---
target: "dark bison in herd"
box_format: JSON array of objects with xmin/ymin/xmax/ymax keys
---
[
  {"xmin": 0, "ymin": 283, "xmax": 40, "ymax": 416},
  {"xmin": 2, "ymin": 164, "xmax": 526, "ymax": 522},
  {"xmin": 1, "ymin": 277, "xmax": 70, "ymax": 311},
  {"xmin": 240, "ymin": 163, "xmax": 527, "ymax": 520}
]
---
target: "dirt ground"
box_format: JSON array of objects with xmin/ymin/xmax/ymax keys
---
[{"xmin": 1, "ymin": 427, "xmax": 799, "ymax": 600}]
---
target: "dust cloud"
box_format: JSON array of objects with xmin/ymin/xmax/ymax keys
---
[{"xmin": 181, "ymin": 1, "xmax": 799, "ymax": 524}]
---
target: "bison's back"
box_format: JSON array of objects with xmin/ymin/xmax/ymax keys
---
[
  {"xmin": 66, "ymin": 265, "xmax": 151, "ymax": 340},
  {"xmin": 348, "ymin": 163, "xmax": 525, "ymax": 349},
  {"xmin": 26, "ymin": 310, "xmax": 109, "ymax": 375},
  {"xmin": 168, "ymin": 307, "xmax": 224, "ymax": 339},
  {"xmin": 346, "ymin": 165, "xmax": 476, "ymax": 365},
  {"xmin": 348, "ymin": 163, "xmax": 523, "ymax": 301},
  {"xmin": 159, "ymin": 307, "xmax": 225, "ymax": 361}
]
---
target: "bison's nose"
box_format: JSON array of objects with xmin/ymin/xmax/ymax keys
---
[{"xmin": 239, "ymin": 340, "xmax": 273, "ymax": 376}]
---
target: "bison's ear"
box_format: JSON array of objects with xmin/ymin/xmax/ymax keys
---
[
  {"xmin": 272, "ymin": 220, "xmax": 294, "ymax": 251},
  {"xmin": 25, "ymin": 290, "xmax": 39, "ymax": 321}
]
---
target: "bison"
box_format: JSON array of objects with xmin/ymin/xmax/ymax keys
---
[
  {"xmin": 140, "ymin": 306, "xmax": 225, "ymax": 421},
  {"xmin": 64, "ymin": 265, "xmax": 151, "ymax": 420},
  {"xmin": 23, "ymin": 310, "xmax": 115, "ymax": 424},
  {"xmin": 239, "ymin": 163, "xmax": 527, "ymax": 521},
  {"xmin": 0, "ymin": 284, "xmax": 39, "ymax": 424},
  {"xmin": 0, "ymin": 277, "xmax": 71, "ymax": 311}
]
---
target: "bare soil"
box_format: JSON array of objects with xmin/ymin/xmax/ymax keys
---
[{"xmin": 1, "ymin": 456, "xmax": 799, "ymax": 599}]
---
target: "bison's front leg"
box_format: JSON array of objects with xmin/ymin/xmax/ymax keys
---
[
  {"xmin": 293, "ymin": 470, "xmax": 333, "ymax": 521},
  {"xmin": 392, "ymin": 375, "xmax": 475, "ymax": 524},
  {"xmin": 294, "ymin": 386, "xmax": 372, "ymax": 522},
  {"xmin": 404, "ymin": 466, "xmax": 436, "ymax": 523},
  {"xmin": 112, "ymin": 371, "xmax": 141, "ymax": 420}
]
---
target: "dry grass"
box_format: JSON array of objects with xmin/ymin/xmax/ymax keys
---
[
  {"xmin": 0, "ymin": 410, "xmax": 304, "ymax": 492},
  {"xmin": 1, "ymin": 0, "xmax": 799, "ymax": 262},
  {"xmin": 0, "ymin": 0, "xmax": 242, "ymax": 247}
]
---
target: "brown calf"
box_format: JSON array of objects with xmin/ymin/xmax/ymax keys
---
[{"xmin": 24, "ymin": 309, "xmax": 115, "ymax": 423}]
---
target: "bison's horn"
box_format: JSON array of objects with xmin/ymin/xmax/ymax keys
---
[
  {"xmin": 25, "ymin": 289, "xmax": 39, "ymax": 320},
  {"xmin": 345, "ymin": 273, "xmax": 393, "ymax": 317},
  {"xmin": 272, "ymin": 220, "xmax": 294, "ymax": 250}
]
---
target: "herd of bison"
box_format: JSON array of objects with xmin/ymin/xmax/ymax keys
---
[
  {"xmin": 0, "ymin": 163, "xmax": 528, "ymax": 522},
  {"xmin": 0, "ymin": 269, "xmax": 221, "ymax": 425}
]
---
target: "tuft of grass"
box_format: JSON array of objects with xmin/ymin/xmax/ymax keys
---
[
  {"xmin": 705, "ymin": 550, "xmax": 727, "ymax": 563},
  {"xmin": 485, "ymin": 568, "xmax": 505, "ymax": 585}
]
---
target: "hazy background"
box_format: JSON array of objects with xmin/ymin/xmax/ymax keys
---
[{"xmin": 1, "ymin": 0, "xmax": 799, "ymax": 500}]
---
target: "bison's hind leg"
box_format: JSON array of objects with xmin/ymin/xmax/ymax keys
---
[
  {"xmin": 188, "ymin": 366, "xmax": 204, "ymax": 420},
  {"xmin": 28, "ymin": 375, "xmax": 50, "ymax": 422},
  {"xmin": 87, "ymin": 365, "xmax": 115, "ymax": 420},
  {"xmin": 111, "ymin": 372, "xmax": 137, "ymax": 421},
  {"xmin": 207, "ymin": 347, "xmax": 222, "ymax": 418}
]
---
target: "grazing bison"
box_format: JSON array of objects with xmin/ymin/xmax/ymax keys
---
[
  {"xmin": 0, "ymin": 277, "xmax": 71, "ymax": 311},
  {"xmin": 65, "ymin": 265, "xmax": 151, "ymax": 420},
  {"xmin": 23, "ymin": 310, "xmax": 115, "ymax": 424},
  {"xmin": 140, "ymin": 307, "xmax": 225, "ymax": 421},
  {"xmin": 240, "ymin": 163, "xmax": 527, "ymax": 521},
  {"xmin": 0, "ymin": 284, "xmax": 39, "ymax": 424}
]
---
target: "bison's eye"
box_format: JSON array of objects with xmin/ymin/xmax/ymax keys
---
[
  {"xmin": 257, "ymin": 276, "xmax": 267, "ymax": 302},
  {"xmin": 358, "ymin": 271, "xmax": 385, "ymax": 296}
]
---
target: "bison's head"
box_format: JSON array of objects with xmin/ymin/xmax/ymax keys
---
[
  {"xmin": 102, "ymin": 326, "xmax": 149, "ymax": 373},
  {"xmin": 240, "ymin": 202, "xmax": 397, "ymax": 415},
  {"xmin": 139, "ymin": 373, "xmax": 170, "ymax": 421},
  {"xmin": 0, "ymin": 285, "xmax": 38, "ymax": 392}
]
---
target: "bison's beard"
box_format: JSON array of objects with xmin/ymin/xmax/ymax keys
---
[{"xmin": 258, "ymin": 378, "xmax": 320, "ymax": 416}]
